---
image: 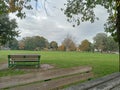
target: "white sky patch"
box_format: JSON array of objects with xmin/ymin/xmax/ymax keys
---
[{"xmin": 10, "ymin": 0, "xmax": 109, "ymax": 45}]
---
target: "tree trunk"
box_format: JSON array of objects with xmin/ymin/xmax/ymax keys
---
[{"xmin": 116, "ymin": 3, "xmax": 120, "ymax": 72}]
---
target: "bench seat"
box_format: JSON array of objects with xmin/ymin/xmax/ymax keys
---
[{"xmin": 8, "ymin": 54, "xmax": 41, "ymax": 68}]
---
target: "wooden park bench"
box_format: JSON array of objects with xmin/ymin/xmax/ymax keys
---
[{"xmin": 8, "ymin": 54, "xmax": 41, "ymax": 68}]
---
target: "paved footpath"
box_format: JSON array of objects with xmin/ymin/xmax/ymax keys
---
[
  {"xmin": 63, "ymin": 72, "xmax": 120, "ymax": 90},
  {"xmin": 0, "ymin": 63, "xmax": 7, "ymax": 70},
  {"xmin": 9, "ymin": 72, "xmax": 93, "ymax": 90},
  {"xmin": 0, "ymin": 66, "xmax": 92, "ymax": 89}
]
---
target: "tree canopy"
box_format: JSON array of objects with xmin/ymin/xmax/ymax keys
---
[
  {"xmin": 93, "ymin": 33, "xmax": 118, "ymax": 52},
  {"xmin": 20, "ymin": 36, "xmax": 49, "ymax": 50},
  {"xmin": 62, "ymin": 34, "xmax": 76, "ymax": 51},
  {"xmin": 50, "ymin": 41, "xmax": 58, "ymax": 50},
  {"xmin": 79, "ymin": 39, "xmax": 91, "ymax": 52},
  {"xmin": 0, "ymin": 0, "xmax": 32, "ymax": 19},
  {"xmin": 0, "ymin": 14, "xmax": 19, "ymax": 45},
  {"xmin": 63, "ymin": 0, "xmax": 120, "ymax": 42}
]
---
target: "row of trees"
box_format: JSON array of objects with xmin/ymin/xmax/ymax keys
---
[
  {"xmin": 4, "ymin": 36, "xmax": 58, "ymax": 51},
  {"xmin": 79, "ymin": 33, "xmax": 118, "ymax": 52},
  {"xmin": 1, "ymin": 33, "xmax": 118, "ymax": 53},
  {"xmin": 93, "ymin": 33, "xmax": 118, "ymax": 52}
]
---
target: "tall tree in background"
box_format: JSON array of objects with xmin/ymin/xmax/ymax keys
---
[
  {"xmin": 58, "ymin": 45, "xmax": 66, "ymax": 51},
  {"xmin": 0, "ymin": 14, "xmax": 19, "ymax": 45},
  {"xmin": 62, "ymin": 34, "xmax": 76, "ymax": 51},
  {"xmin": 106, "ymin": 36, "xmax": 118, "ymax": 52},
  {"xmin": 9, "ymin": 38, "xmax": 19, "ymax": 50},
  {"xmin": 93, "ymin": 33, "xmax": 108, "ymax": 52},
  {"xmin": 79, "ymin": 39, "xmax": 91, "ymax": 52},
  {"xmin": 18, "ymin": 40, "xmax": 25, "ymax": 50},
  {"xmin": 50, "ymin": 41, "xmax": 58, "ymax": 50},
  {"xmin": 21, "ymin": 36, "xmax": 49, "ymax": 50},
  {"xmin": 93, "ymin": 33, "xmax": 118, "ymax": 52}
]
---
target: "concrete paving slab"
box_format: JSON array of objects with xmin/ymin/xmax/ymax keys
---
[
  {"xmin": 63, "ymin": 72, "xmax": 120, "ymax": 90},
  {"xmin": 9, "ymin": 72, "xmax": 93, "ymax": 90}
]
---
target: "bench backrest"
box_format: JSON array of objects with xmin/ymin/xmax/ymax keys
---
[{"xmin": 8, "ymin": 55, "xmax": 40, "ymax": 61}]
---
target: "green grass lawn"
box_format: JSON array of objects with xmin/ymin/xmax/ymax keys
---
[{"xmin": 0, "ymin": 50, "xmax": 119, "ymax": 77}]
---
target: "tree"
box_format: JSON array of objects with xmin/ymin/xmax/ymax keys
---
[
  {"xmin": 33, "ymin": 36, "xmax": 49, "ymax": 50},
  {"xmin": 90, "ymin": 43, "xmax": 95, "ymax": 53},
  {"xmin": 106, "ymin": 36, "xmax": 118, "ymax": 52},
  {"xmin": 62, "ymin": 35, "xmax": 76, "ymax": 51},
  {"xmin": 93, "ymin": 33, "xmax": 108, "ymax": 52},
  {"xmin": 49, "ymin": 41, "xmax": 58, "ymax": 50},
  {"xmin": 0, "ymin": 0, "xmax": 32, "ymax": 45},
  {"xmin": 18, "ymin": 40, "xmax": 25, "ymax": 50},
  {"xmin": 9, "ymin": 38, "xmax": 19, "ymax": 50},
  {"xmin": 58, "ymin": 45, "xmax": 66, "ymax": 51},
  {"xmin": 79, "ymin": 39, "xmax": 91, "ymax": 52},
  {"xmin": 93, "ymin": 33, "xmax": 119, "ymax": 52},
  {"xmin": 0, "ymin": 0, "xmax": 50, "ymax": 18},
  {"xmin": 0, "ymin": 0, "xmax": 32, "ymax": 19},
  {"xmin": 23, "ymin": 37, "xmax": 35, "ymax": 50},
  {"xmin": 0, "ymin": 14, "xmax": 19, "ymax": 45},
  {"xmin": 20, "ymin": 36, "xmax": 49, "ymax": 50},
  {"xmin": 63, "ymin": 0, "xmax": 120, "ymax": 43}
]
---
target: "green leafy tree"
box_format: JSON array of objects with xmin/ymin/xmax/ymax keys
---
[
  {"xmin": 21, "ymin": 36, "xmax": 49, "ymax": 50},
  {"xmin": 0, "ymin": 0, "xmax": 32, "ymax": 45},
  {"xmin": 33, "ymin": 36, "xmax": 49, "ymax": 50},
  {"xmin": 93, "ymin": 33, "xmax": 108, "ymax": 52},
  {"xmin": 106, "ymin": 36, "xmax": 118, "ymax": 52},
  {"xmin": 93, "ymin": 33, "xmax": 118, "ymax": 52},
  {"xmin": 23, "ymin": 37, "xmax": 34, "ymax": 50},
  {"xmin": 0, "ymin": 14, "xmax": 19, "ymax": 45},
  {"xmin": 9, "ymin": 38, "xmax": 19, "ymax": 50}
]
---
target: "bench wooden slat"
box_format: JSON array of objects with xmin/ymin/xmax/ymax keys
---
[
  {"xmin": 11, "ymin": 58, "xmax": 39, "ymax": 61},
  {"xmin": 10, "ymin": 55, "xmax": 40, "ymax": 58},
  {"xmin": 8, "ymin": 54, "xmax": 41, "ymax": 68}
]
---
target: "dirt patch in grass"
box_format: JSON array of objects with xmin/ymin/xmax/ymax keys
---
[
  {"xmin": 0, "ymin": 63, "xmax": 56, "ymax": 78},
  {"xmin": 14, "ymin": 64, "xmax": 56, "ymax": 72},
  {"xmin": 40, "ymin": 64, "xmax": 55, "ymax": 70},
  {"xmin": 0, "ymin": 63, "xmax": 8, "ymax": 70}
]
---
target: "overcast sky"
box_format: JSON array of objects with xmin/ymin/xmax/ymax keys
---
[{"xmin": 10, "ymin": 0, "xmax": 109, "ymax": 45}]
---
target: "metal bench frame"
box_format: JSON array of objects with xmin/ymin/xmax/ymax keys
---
[{"xmin": 8, "ymin": 54, "xmax": 41, "ymax": 68}]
